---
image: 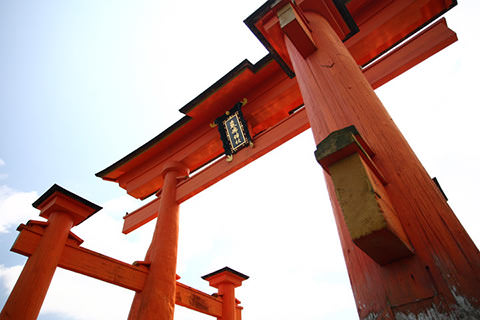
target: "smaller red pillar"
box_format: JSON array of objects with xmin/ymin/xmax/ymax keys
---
[
  {"xmin": 134, "ymin": 161, "xmax": 189, "ymax": 320},
  {"xmin": 202, "ymin": 267, "xmax": 249, "ymax": 320},
  {"xmin": 0, "ymin": 184, "xmax": 101, "ymax": 320}
]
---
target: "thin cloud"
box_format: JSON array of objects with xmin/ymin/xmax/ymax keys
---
[
  {"xmin": 0, "ymin": 265, "xmax": 22, "ymax": 293},
  {"xmin": 0, "ymin": 186, "xmax": 38, "ymax": 233},
  {"xmin": 0, "ymin": 194, "xmax": 148, "ymax": 320}
]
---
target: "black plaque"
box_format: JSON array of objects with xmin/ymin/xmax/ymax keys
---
[{"xmin": 214, "ymin": 101, "xmax": 252, "ymax": 157}]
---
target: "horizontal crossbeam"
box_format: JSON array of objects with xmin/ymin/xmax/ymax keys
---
[
  {"xmin": 11, "ymin": 221, "xmax": 223, "ymax": 318},
  {"xmin": 122, "ymin": 106, "xmax": 309, "ymax": 233},
  {"xmin": 122, "ymin": 18, "xmax": 456, "ymax": 234},
  {"xmin": 363, "ymin": 18, "xmax": 457, "ymax": 88}
]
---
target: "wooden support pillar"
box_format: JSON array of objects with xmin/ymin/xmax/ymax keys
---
[
  {"xmin": 0, "ymin": 212, "xmax": 73, "ymax": 320},
  {"xmin": 11, "ymin": 220, "xmax": 225, "ymax": 317},
  {"xmin": 120, "ymin": 17, "xmax": 458, "ymax": 235},
  {"xmin": 202, "ymin": 267, "xmax": 248, "ymax": 320},
  {"xmin": 280, "ymin": 6, "xmax": 480, "ymax": 319},
  {"xmin": 132, "ymin": 161, "xmax": 189, "ymax": 320},
  {"xmin": 0, "ymin": 185, "xmax": 101, "ymax": 320}
]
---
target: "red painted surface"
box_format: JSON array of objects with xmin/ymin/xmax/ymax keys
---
[
  {"xmin": 98, "ymin": 1, "xmax": 457, "ymax": 204},
  {"xmin": 12, "ymin": 221, "xmax": 148, "ymax": 291},
  {"xmin": 0, "ymin": 1, "xmax": 464, "ymax": 319},
  {"xmin": 363, "ymin": 18, "xmax": 457, "ymax": 89},
  {"xmin": 121, "ymin": 18, "xmax": 457, "ymax": 233},
  {"xmin": 132, "ymin": 162, "xmax": 189, "ymax": 320},
  {"xmin": 252, "ymin": 0, "xmax": 456, "ymax": 73},
  {"xmin": 283, "ymin": 9, "xmax": 479, "ymax": 318},
  {"xmin": 203, "ymin": 270, "xmax": 248, "ymax": 320},
  {"xmin": 122, "ymin": 108, "xmax": 310, "ymax": 233},
  {"xmin": 99, "ymin": 60, "xmax": 303, "ymax": 199},
  {"xmin": 10, "ymin": 220, "xmax": 225, "ymax": 317},
  {"xmin": 344, "ymin": 0, "xmax": 456, "ymax": 65},
  {"xmin": 0, "ymin": 212, "xmax": 73, "ymax": 320},
  {"xmin": 0, "ymin": 187, "xmax": 100, "ymax": 320},
  {"xmin": 3, "ymin": 2, "xmax": 469, "ymax": 319},
  {"xmin": 279, "ymin": 2, "xmax": 317, "ymax": 58},
  {"xmin": 218, "ymin": 283, "xmax": 236, "ymax": 320}
]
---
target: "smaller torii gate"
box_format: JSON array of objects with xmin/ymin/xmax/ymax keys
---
[{"xmin": 0, "ymin": 184, "xmax": 248, "ymax": 320}]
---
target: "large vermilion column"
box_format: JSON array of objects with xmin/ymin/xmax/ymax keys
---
[
  {"xmin": 133, "ymin": 161, "xmax": 189, "ymax": 320},
  {"xmin": 283, "ymin": 9, "xmax": 480, "ymax": 319}
]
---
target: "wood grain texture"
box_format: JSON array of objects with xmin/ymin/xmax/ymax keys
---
[
  {"xmin": 122, "ymin": 21, "xmax": 458, "ymax": 233},
  {"xmin": 286, "ymin": 11, "xmax": 479, "ymax": 319},
  {"xmin": 10, "ymin": 222, "xmax": 223, "ymax": 317}
]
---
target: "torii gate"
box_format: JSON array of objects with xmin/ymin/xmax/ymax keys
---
[{"xmin": 1, "ymin": 0, "xmax": 479, "ymax": 319}]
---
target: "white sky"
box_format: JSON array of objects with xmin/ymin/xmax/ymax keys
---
[{"xmin": 0, "ymin": 1, "xmax": 479, "ymax": 319}]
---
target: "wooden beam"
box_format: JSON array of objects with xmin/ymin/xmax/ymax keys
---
[
  {"xmin": 11, "ymin": 221, "xmax": 223, "ymax": 317},
  {"xmin": 122, "ymin": 106, "xmax": 310, "ymax": 233},
  {"xmin": 122, "ymin": 20, "xmax": 457, "ymax": 233},
  {"xmin": 363, "ymin": 18, "xmax": 457, "ymax": 89},
  {"xmin": 120, "ymin": 126, "xmax": 219, "ymax": 197},
  {"xmin": 121, "ymin": 70, "xmax": 300, "ymax": 200},
  {"xmin": 278, "ymin": 3, "xmax": 316, "ymax": 58},
  {"xmin": 176, "ymin": 282, "xmax": 222, "ymax": 317},
  {"xmin": 12, "ymin": 221, "xmax": 147, "ymax": 291}
]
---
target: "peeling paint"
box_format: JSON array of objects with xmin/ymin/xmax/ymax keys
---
[
  {"xmin": 395, "ymin": 307, "xmax": 450, "ymax": 320},
  {"xmin": 363, "ymin": 312, "xmax": 380, "ymax": 320},
  {"xmin": 449, "ymin": 286, "xmax": 480, "ymax": 319},
  {"xmin": 358, "ymin": 303, "xmax": 368, "ymax": 310},
  {"xmin": 361, "ymin": 311, "xmax": 392, "ymax": 320},
  {"xmin": 359, "ymin": 286, "xmax": 480, "ymax": 320},
  {"xmin": 393, "ymin": 291, "xmax": 480, "ymax": 320}
]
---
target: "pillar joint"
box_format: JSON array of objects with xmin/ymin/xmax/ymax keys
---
[
  {"xmin": 277, "ymin": 2, "xmax": 316, "ymax": 58},
  {"xmin": 161, "ymin": 161, "xmax": 190, "ymax": 179},
  {"xmin": 155, "ymin": 161, "xmax": 190, "ymax": 197}
]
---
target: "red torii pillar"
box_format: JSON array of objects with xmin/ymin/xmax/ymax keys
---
[
  {"xmin": 278, "ymin": 4, "xmax": 479, "ymax": 319},
  {"xmin": 202, "ymin": 267, "xmax": 249, "ymax": 320},
  {"xmin": 0, "ymin": 185, "xmax": 101, "ymax": 320},
  {"xmin": 1, "ymin": 182, "xmax": 248, "ymax": 320},
  {"xmin": 130, "ymin": 161, "xmax": 189, "ymax": 320}
]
